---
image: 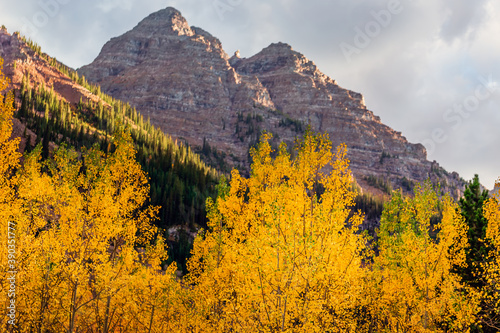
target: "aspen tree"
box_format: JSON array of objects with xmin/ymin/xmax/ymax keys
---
[
  {"xmin": 482, "ymin": 181, "xmax": 500, "ymax": 330},
  {"xmin": 373, "ymin": 183, "xmax": 479, "ymax": 332},
  {"xmin": 0, "ymin": 57, "xmax": 24, "ymax": 330},
  {"xmin": 187, "ymin": 130, "xmax": 370, "ymax": 332}
]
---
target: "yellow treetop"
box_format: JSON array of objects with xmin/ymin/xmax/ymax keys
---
[{"xmin": 186, "ymin": 130, "xmax": 369, "ymax": 332}]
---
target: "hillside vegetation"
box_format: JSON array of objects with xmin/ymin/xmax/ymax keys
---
[{"xmin": 2, "ymin": 59, "xmax": 500, "ymax": 330}]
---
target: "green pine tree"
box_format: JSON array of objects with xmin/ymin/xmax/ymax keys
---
[
  {"xmin": 457, "ymin": 175, "xmax": 499, "ymax": 332},
  {"xmin": 458, "ymin": 174, "xmax": 490, "ymax": 289}
]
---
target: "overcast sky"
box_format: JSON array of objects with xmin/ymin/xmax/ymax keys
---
[{"xmin": 2, "ymin": 0, "xmax": 499, "ymax": 189}]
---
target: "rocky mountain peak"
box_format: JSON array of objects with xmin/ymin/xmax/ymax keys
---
[
  {"xmin": 264, "ymin": 42, "xmax": 294, "ymax": 52},
  {"xmin": 191, "ymin": 26, "xmax": 225, "ymax": 54},
  {"xmin": 79, "ymin": 6, "xmax": 231, "ymax": 84},
  {"xmin": 78, "ymin": 7, "xmax": 467, "ymax": 199},
  {"xmin": 235, "ymin": 42, "xmax": 322, "ymax": 78},
  {"xmin": 136, "ymin": 7, "xmax": 194, "ymax": 37}
]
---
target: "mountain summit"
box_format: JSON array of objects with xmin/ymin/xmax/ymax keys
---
[
  {"xmin": 79, "ymin": 7, "xmax": 275, "ymax": 165},
  {"xmin": 78, "ymin": 7, "xmax": 465, "ymax": 196},
  {"xmin": 137, "ymin": 7, "xmax": 195, "ymax": 36}
]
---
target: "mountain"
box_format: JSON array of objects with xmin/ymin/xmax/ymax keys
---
[
  {"xmin": 78, "ymin": 7, "xmax": 465, "ymax": 198},
  {"xmin": 78, "ymin": 8, "xmax": 274, "ymax": 171},
  {"xmin": 0, "ymin": 27, "xmax": 221, "ymax": 270}
]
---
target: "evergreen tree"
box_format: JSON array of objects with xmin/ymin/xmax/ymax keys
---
[
  {"xmin": 456, "ymin": 175, "xmax": 495, "ymax": 332},
  {"xmin": 41, "ymin": 131, "xmax": 50, "ymax": 159},
  {"xmin": 457, "ymin": 174, "xmax": 490, "ymax": 289}
]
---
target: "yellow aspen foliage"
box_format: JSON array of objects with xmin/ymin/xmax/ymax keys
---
[
  {"xmin": 0, "ymin": 78, "xmax": 179, "ymax": 331},
  {"xmin": 482, "ymin": 179, "xmax": 500, "ymax": 329},
  {"xmin": 0, "ymin": 58, "xmax": 19, "ymax": 200},
  {"xmin": 0, "ymin": 57, "xmax": 23, "ymax": 329},
  {"xmin": 186, "ymin": 130, "xmax": 370, "ymax": 332},
  {"xmin": 0, "ymin": 55, "xmax": 182, "ymax": 332},
  {"xmin": 0, "ymin": 57, "xmax": 20, "ymax": 232},
  {"xmin": 124, "ymin": 264, "xmax": 191, "ymax": 332},
  {"xmin": 373, "ymin": 182, "xmax": 479, "ymax": 332},
  {"xmin": 8, "ymin": 133, "xmax": 172, "ymax": 331},
  {"xmin": 484, "ymin": 180, "xmax": 500, "ymax": 247}
]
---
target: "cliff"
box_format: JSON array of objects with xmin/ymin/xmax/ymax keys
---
[{"xmin": 77, "ymin": 7, "xmax": 466, "ymax": 196}]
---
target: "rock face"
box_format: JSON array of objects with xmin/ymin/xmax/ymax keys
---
[
  {"xmin": 78, "ymin": 7, "xmax": 465, "ymax": 196},
  {"xmin": 79, "ymin": 7, "xmax": 274, "ymax": 165},
  {"xmin": 0, "ymin": 28, "xmax": 102, "ymax": 106},
  {"xmin": 0, "ymin": 28, "xmax": 102, "ymax": 152}
]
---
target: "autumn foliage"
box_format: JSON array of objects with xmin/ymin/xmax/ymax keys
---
[
  {"xmin": 186, "ymin": 133, "xmax": 369, "ymax": 331},
  {"xmin": 372, "ymin": 183, "xmax": 479, "ymax": 331},
  {"xmin": 0, "ymin": 60, "xmax": 179, "ymax": 332},
  {"xmin": 1, "ymin": 58, "xmax": 499, "ymax": 331},
  {"xmin": 481, "ymin": 185, "xmax": 500, "ymax": 330}
]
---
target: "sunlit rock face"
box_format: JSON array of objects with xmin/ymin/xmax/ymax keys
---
[{"xmin": 78, "ymin": 7, "xmax": 465, "ymax": 198}]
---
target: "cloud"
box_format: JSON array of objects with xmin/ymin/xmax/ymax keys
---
[
  {"xmin": 96, "ymin": 0, "xmax": 134, "ymax": 13},
  {"xmin": 439, "ymin": 0, "xmax": 490, "ymax": 43}
]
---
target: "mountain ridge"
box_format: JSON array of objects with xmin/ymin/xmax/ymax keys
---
[
  {"xmin": 78, "ymin": 6, "xmax": 466, "ymax": 198},
  {"xmin": 0, "ymin": 27, "xmax": 220, "ymax": 236}
]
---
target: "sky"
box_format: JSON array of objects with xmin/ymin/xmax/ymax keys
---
[{"xmin": 1, "ymin": 0, "xmax": 499, "ymax": 189}]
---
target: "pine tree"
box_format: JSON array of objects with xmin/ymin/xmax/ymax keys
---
[{"xmin": 458, "ymin": 174, "xmax": 490, "ymax": 289}]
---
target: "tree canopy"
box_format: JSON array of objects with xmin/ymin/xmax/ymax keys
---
[{"xmin": 1, "ymin": 55, "xmax": 499, "ymax": 331}]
